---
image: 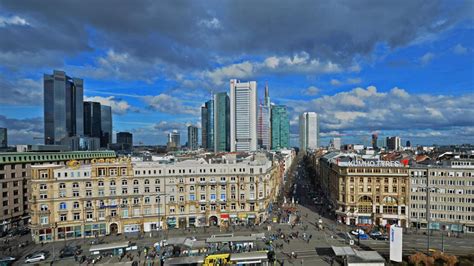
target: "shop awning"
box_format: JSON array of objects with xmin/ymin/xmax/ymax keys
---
[
  {"xmin": 221, "ymin": 214, "xmax": 229, "ymax": 219},
  {"xmin": 238, "ymin": 213, "xmax": 247, "ymax": 219},
  {"xmin": 229, "ymin": 214, "xmax": 237, "ymax": 218},
  {"xmin": 248, "ymin": 214, "xmax": 256, "ymax": 218}
]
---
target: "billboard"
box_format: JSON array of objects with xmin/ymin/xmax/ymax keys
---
[{"xmin": 390, "ymin": 226, "xmax": 403, "ymax": 262}]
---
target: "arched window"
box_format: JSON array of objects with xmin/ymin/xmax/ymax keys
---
[
  {"xmin": 144, "ymin": 179, "xmax": 150, "ymax": 185},
  {"xmin": 133, "ymin": 179, "xmax": 139, "ymax": 185},
  {"xmin": 382, "ymin": 196, "xmax": 398, "ymax": 205},
  {"xmin": 110, "ymin": 180, "xmax": 116, "ymax": 186},
  {"xmin": 59, "ymin": 202, "xmax": 67, "ymax": 210},
  {"xmin": 358, "ymin": 196, "xmax": 373, "ymax": 203},
  {"xmin": 122, "ymin": 179, "xmax": 128, "ymax": 186},
  {"xmin": 40, "ymin": 204, "xmax": 48, "ymax": 211},
  {"xmin": 73, "ymin": 202, "xmax": 80, "ymax": 209},
  {"xmin": 98, "ymin": 181, "xmax": 104, "ymax": 186}
]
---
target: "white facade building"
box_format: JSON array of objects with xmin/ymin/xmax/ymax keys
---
[
  {"xmin": 331, "ymin": 137, "xmax": 341, "ymax": 150},
  {"xmin": 230, "ymin": 79, "xmax": 257, "ymax": 152},
  {"xmin": 299, "ymin": 112, "xmax": 319, "ymax": 151}
]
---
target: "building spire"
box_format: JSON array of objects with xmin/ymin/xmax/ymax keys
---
[{"xmin": 264, "ymin": 81, "xmax": 270, "ymax": 106}]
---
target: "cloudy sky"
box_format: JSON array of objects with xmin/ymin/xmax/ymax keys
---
[{"xmin": 0, "ymin": 0, "xmax": 473, "ymax": 147}]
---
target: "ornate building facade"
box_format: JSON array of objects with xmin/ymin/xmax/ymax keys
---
[{"xmin": 29, "ymin": 155, "xmax": 283, "ymax": 242}]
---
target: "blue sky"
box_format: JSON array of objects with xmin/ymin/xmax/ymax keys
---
[{"xmin": 0, "ymin": 0, "xmax": 473, "ymax": 147}]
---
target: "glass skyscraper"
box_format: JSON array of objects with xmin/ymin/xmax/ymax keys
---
[
  {"xmin": 100, "ymin": 105, "xmax": 112, "ymax": 148},
  {"xmin": 214, "ymin": 92, "xmax": 230, "ymax": 152},
  {"xmin": 201, "ymin": 106, "xmax": 208, "ymax": 149},
  {"xmin": 44, "ymin": 70, "xmax": 84, "ymax": 145},
  {"xmin": 205, "ymin": 99, "xmax": 214, "ymax": 151},
  {"xmin": 84, "ymin": 101, "xmax": 102, "ymax": 139},
  {"xmin": 187, "ymin": 125, "xmax": 199, "ymax": 151},
  {"xmin": 271, "ymin": 105, "xmax": 290, "ymax": 150}
]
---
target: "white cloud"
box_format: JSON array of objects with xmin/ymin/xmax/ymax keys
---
[
  {"xmin": 203, "ymin": 52, "xmax": 343, "ymax": 85},
  {"xmin": 347, "ymin": 78, "xmax": 362, "ymax": 84},
  {"xmin": 0, "ymin": 15, "xmax": 29, "ymax": 27},
  {"xmin": 303, "ymin": 86, "xmax": 321, "ymax": 96},
  {"xmin": 420, "ymin": 52, "xmax": 435, "ymax": 65},
  {"xmin": 144, "ymin": 94, "xmax": 198, "ymax": 115},
  {"xmin": 198, "ymin": 17, "xmax": 222, "ymax": 29},
  {"xmin": 453, "ymin": 44, "xmax": 467, "ymax": 55},
  {"xmin": 84, "ymin": 96, "xmax": 133, "ymax": 115},
  {"xmin": 330, "ymin": 79, "xmax": 342, "ymax": 86}
]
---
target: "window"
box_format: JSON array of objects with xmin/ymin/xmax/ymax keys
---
[
  {"xmin": 220, "ymin": 194, "xmax": 226, "ymax": 201},
  {"xmin": 86, "ymin": 182, "xmax": 92, "ymax": 188},
  {"xmin": 122, "ymin": 179, "xmax": 127, "ymax": 186},
  {"xmin": 144, "ymin": 179, "xmax": 149, "ymax": 185},
  {"xmin": 180, "ymin": 206, "xmax": 185, "ymax": 213},
  {"xmin": 40, "ymin": 216, "xmax": 49, "ymax": 225},
  {"xmin": 99, "ymin": 211, "xmax": 105, "ymax": 220},
  {"xmin": 60, "ymin": 214, "xmax": 67, "ymax": 221},
  {"xmin": 73, "ymin": 213, "xmax": 80, "ymax": 220},
  {"xmin": 210, "ymin": 194, "xmax": 216, "ymax": 201},
  {"xmin": 86, "ymin": 190, "xmax": 92, "ymax": 196},
  {"xmin": 40, "ymin": 204, "xmax": 48, "ymax": 211},
  {"xmin": 145, "ymin": 187, "xmax": 150, "ymax": 193},
  {"xmin": 72, "ymin": 182, "xmax": 79, "ymax": 188},
  {"xmin": 200, "ymin": 205, "xmax": 206, "ymax": 211},
  {"xmin": 59, "ymin": 183, "xmax": 66, "ymax": 189},
  {"xmin": 59, "ymin": 202, "xmax": 67, "ymax": 210},
  {"xmin": 122, "ymin": 188, "xmax": 128, "ymax": 194},
  {"xmin": 110, "ymin": 180, "xmax": 116, "ymax": 186},
  {"xmin": 220, "ymin": 204, "xmax": 226, "ymax": 211},
  {"xmin": 169, "ymin": 196, "xmax": 175, "ymax": 202},
  {"xmin": 189, "ymin": 194, "xmax": 195, "ymax": 201},
  {"xmin": 144, "ymin": 197, "xmax": 150, "ymax": 204},
  {"xmin": 133, "ymin": 187, "xmax": 139, "ymax": 194},
  {"xmin": 133, "ymin": 179, "xmax": 139, "ymax": 185},
  {"xmin": 86, "ymin": 212, "xmax": 93, "ymax": 220},
  {"xmin": 98, "ymin": 181, "xmax": 104, "ymax": 186},
  {"xmin": 73, "ymin": 202, "xmax": 79, "ymax": 209},
  {"xmin": 40, "ymin": 184, "xmax": 47, "ymax": 190},
  {"xmin": 122, "ymin": 209, "xmax": 129, "ymax": 218},
  {"xmin": 133, "ymin": 198, "xmax": 140, "ymax": 205}
]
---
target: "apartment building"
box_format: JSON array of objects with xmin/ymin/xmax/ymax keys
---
[
  {"xmin": 409, "ymin": 159, "xmax": 474, "ymax": 233},
  {"xmin": 29, "ymin": 155, "xmax": 282, "ymax": 243},
  {"xmin": 0, "ymin": 151, "xmax": 116, "ymax": 232},
  {"xmin": 319, "ymin": 153, "xmax": 409, "ymax": 227}
]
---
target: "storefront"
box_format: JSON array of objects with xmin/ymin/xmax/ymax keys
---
[
  {"xmin": 167, "ymin": 217, "xmax": 177, "ymax": 228},
  {"xmin": 84, "ymin": 223, "xmax": 107, "ymax": 237},
  {"xmin": 229, "ymin": 214, "xmax": 238, "ymax": 225},
  {"xmin": 144, "ymin": 222, "xmax": 162, "ymax": 232},
  {"xmin": 197, "ymin": 217, "xmax": 206, "ymax": 227},
  {"xmin": 357, "ymin": 216, "xmax": 372, "ymax": 225},
  {"xmin": 37, "ymin": 228, "xmax": 53, "ymax": 242},
  {"xmin": 123, "ymin": 224, "xmax": 140, "ymax": 233},
  {"xmin": 178, "ymin": 217, "xmax": 187, "ymax": 228},
  {"xmin": 188, "ymin": 217, "xmax": 196, "ymax": 227},
  {"xmin": 238, "ymin": 213, "xmax": 247, "ymax": 225},
  {"xmin": 57, "ymin": 225, "xmax": 82, "ymax": 239},
  {"xmin": 247, "ymin": 214, "xmax": 256, "ymax": 225},
  {"xmin": 220, "ymin": 214, "xmax": 229, "ymax": 227}
]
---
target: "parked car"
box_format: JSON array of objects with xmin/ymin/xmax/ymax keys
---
[
  {"xmin": 357, "ymin": 234, "xmax": 370, "ymax": 240},
  {"xmin": 60, "ymin": 246, "xmax": 82, "ymax": 258},
  {"xmin": 372, "ymin": 234, "xmax": 389, "ymax": 241},
  {"xmin": 369, "ymin": 231, "xmax": 382, "ymax": 237},
  {"xmin": 351, "ymin": 229, "xmax": 365, "ymax": 235},
  {"xmin": 0, "ymin": 256, "xmax": 16, "ymax": 265},
  {"xmin": 25, "ymin": 252, "xmax": 47, "ymax": 263}
]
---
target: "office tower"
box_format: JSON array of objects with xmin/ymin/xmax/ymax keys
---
[
  {"xmin": 331, "ymin": 137, "xmax": 341, "ymax": 150},
  {"xmin": 386, "ymin": 136, "xmax": 401, "ymax": 151},
  {"xmin": 83, "ymin": 101, "xmax": 102, "ymax": 138},
  {"xmin": 214, "ymin": 92, "xmax": 230, "ymax": 152},
  {"xmin": 271, "ymin": 105, "xmax": 290, "ymax": 150},
  {"xmin": 406, "ymin": 140, "xmax": 411, "ymax": 147},
  {"xmin": 0, "ymin": 128, "xmax": 6, "ymax": 148},
  {"xmin": 187, "ymin": 126, "xmax": 199, "ymax": 151},
  {"xmin": 377, "ymin": 137, "xmax": 387, "ymax": 150},
  {"xmin": 371, "ymin": 133, "xmax": 378, "ymax": 149},
  {"xmin": 258, "ymin": 83, "xmax": 271, "ymax": 150},
  {"xmin": 206, "ymin": 99, "xmax": 215, "ymax": 151},
  {"xmin": 44, "ymin": 70, "xmax": 84, "ymax": 144},
  {"xmin": 299, "ymin": 112, "xmax": 319, "ymax": 151},
  {"xmin": 167, "ymin": 130, "xmax": 180, "ymax": 151},
  {"xmin": 117, "ymin": 132, "xmax": 133, "ymax": 150},
  {"xmin": 230, "ymin": 79, "xmax": 257, "ymax": 152},
  {"xmin": 100, "ymin": 105, "xmax": 112, "ymax": 148},
  {"xmin": 201, "ymin": 106, "xmax": 208, "ymax": 149}
]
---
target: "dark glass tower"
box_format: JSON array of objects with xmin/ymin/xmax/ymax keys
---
[
  {"xmin": 214, "ymin": 92, "xmax": 230, "ymax": 152},
  {"xmin": 205, "ymin": 99, "xmax": 214, "ymax": 151},
  {"xmin": 100, "ymin": 105, "xmax": 112, "ymax": 148},
  {"xmin": 84, "ymin": 101, "xmax": 102, "ymax": 139},
  {"xmin": 201, "ymin": 106, "xmax": 208, "ymax": 149},
  {"xmin": 44, "ymin": 70, "xmax": 84, "ymax": 144}
]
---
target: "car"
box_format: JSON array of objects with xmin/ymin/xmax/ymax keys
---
[
  {"xmin": 59, "ymin": 246, "xmax": 82, "ymax": 258},
  {"xmin": 25, "ymin": 252, "xmax": 47, "ymax": 263},
  {"xmin": 357, "ymin": 234, "xmax": 370, "ymax": 240},
  {"xmin": 351, "ymin": 229, "xmax": 365, "ymax": 235},
  {"xmin": 372, "ymin": 234, "xmax": 389, "ymax": 241},
  {"xmin": 369, "ymin": 231, "xmax": 382, "ymax": 237},
  {"xmin": 0, "ymin": 256, "xmax": 16, "ymax": 264}
]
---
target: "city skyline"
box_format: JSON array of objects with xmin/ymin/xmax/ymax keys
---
[{"xmin": 0, "ymin": 1, "xmax": 473, "ymax": 147}]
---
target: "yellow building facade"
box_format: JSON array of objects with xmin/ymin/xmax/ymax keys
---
[{"xmin": 29, "ymin": 156, "xmax": 282, "ymax": 242}]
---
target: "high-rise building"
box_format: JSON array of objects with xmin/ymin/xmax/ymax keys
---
[
  {"xmin": 201, "ymin": 106, "xmax": 208, "ymax": 149},
  {"xmin": 230, "ymin": 79, "xmax": 257, "ymax": 152},
  {"xmin": 187, "ymin": 126, "xmax": 199, "ymax": 151},
  {"xmin": 214, "ymin": 92, "xmax": 230, "ymax": 152},
  {"xmin": 386, "ymin": 136, "xmax": 401, "ymax": 151},
  {"xmin": 83, "ymin": 101, "xmax": 102, "ymax": 138},
  {"xmin": 167, "ymin": 130, "xmax": 180, "ymax": 151},
  {"xmin": 206, "ymin": 99, "xmax": 215, "ymax": 151},
  {"xmin": 331, "ymin": 137, "xmax": 341, "ymax": 150},
  {"xmin": 44, "ymin": 70, "xmax": 84, "ymax": 145},
  {"xmin": 299, "ymin": 112, "xmax": 319, "ymax": 151},
  {"xmin": 258, "ymin": 83, "xmax": 271, "ymax": 150},
  {"xmin": 100, "ymin": 105, "xmax": 112, "ymax": 148},
  {"xmin": 371, "ymin": 133, "xmax": 378, "ymax": 149},
  {"xmin": 116, "ymin": 132, "xmax": 133, "ymax": 150},
  {"xmin": 271, "ymin": 105, "xmax": 290, "ymax": 150},
  {"xmin": 0, "ymin": 128, "xmax": 7, "ymax": 148}
]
